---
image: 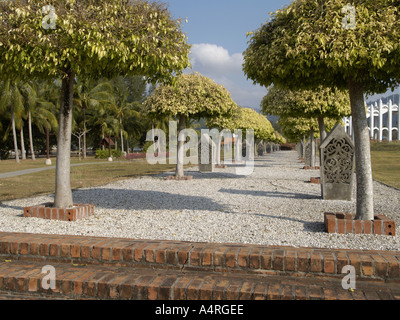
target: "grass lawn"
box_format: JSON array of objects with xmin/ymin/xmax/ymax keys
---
[
  {"xmin": 0, "ymin": 155, "xmax": 125, "ymax": 174},
  {"xmin": 370, "ymin": 141, "xmax": 400, "ymax": 189},
  {"xmin": 0, "ymin": 158, "xmax": 178, "ymax": 201}
]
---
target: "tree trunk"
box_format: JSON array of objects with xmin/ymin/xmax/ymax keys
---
[
  {"xmin": 176, "ymin": 114, "xmax": 186, "ymax": 178},
  {"xmin": 46, "ymin": 127, "xmax": 50, "ymax": 161},
  {"xmin": 102, "ymin": 128, "xmax": 105, "ymax": 151},
  {"xmin": 54, "ymin": 69, "xmax": 75, "ymax": 209},
  {"xmin": 317, "ymin": 115, "xmax": 327, "ymax": 142},
  {"xmin": 108, "ymin": 133, "xmax": 112, "ymax": 158},
  {"xmin": 11, "ymin": 106, "xmax": 20, "ymax": 163},
  {"xmin": 120, "ymin": 116, "xmax": 124, "ymax": 153},
  {"xmin": 28, "ymin": 111, "xmax": 35, "ymax": 160},
  {"xmin": 82, "ymin": 107, "xmax": 87, "ymax": 159},
  {"xmin": 310, "ymin": 127, "xmax": 315, "ymax": 168},
  {"xmin": 348, "ymin": 79, "xmax": 374, "ymax": 220},
  {"xmin": 20, "ymin": 127, "xmax": 26, "ymax": 160}
]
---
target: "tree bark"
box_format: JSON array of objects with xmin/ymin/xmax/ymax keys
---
[
  {"xmin": 108, "ymin": 132, "xmax": 112, "ymax": 158},
  {"xmin": 11, "ymin": 106, "xmax": 20, "ymax": 163},
  {"xmin": 28, "ymin": 111, "xmax": 35, "ymax": 160},
  {"xmin": 120, "ymin": 116, "xmax": 124, "ymax": 153},
  {"xmin": 310, "ymin": 127, "xmax": 315, "ymax": 168},
  {"xmin": 54, "ymin": 69, "xmax": 75, "ymax": 209},
  {"xmin": 317, "ymin": 115, "xmax": 327, "ymax": 142},
  {"xmin": 82, "ymin": 107, "xmax": 87, "ymax": 159},
  {"xmin": 176, "ymin": 114, "xmax": 186, "ymax": 178},
  {"xmin": 348, "ymin": 80, "xmax": 374, "ymax": 220},
  {"xmin": 46, "ymin": 127, "xmax": 50, "ymax": 161},
  {"xmin": 20, "ymin": 127, "xmax": 26, "ymax": 160}
]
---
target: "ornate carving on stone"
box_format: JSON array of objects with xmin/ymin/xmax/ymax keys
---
[
  {"xmin": 319, "ymin": 125, "xmax": 355, "ymax": 201},
  {"xmin": 323, "ymin": 137, "xmax": 354, "ymax": 184}
]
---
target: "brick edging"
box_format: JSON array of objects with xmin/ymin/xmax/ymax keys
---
[
  {"xmin": 325, "ymin": 213, "xmax": 396, "ymax": 236},
  {"xmin": 0, "ymin": 232, "xmax": 399, "ymax": 281},
  {"xmin": 23, "ymin": 203, "xmax": 94, "ymax": 221}
]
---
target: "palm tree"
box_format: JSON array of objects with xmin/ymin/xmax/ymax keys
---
[
  {"xmin": 0, "ymin": 79, "xmax": 25, "ymax": 163},
  {"xmin": 74, "ymin": 77, "xmax": 114, "ymax": 158},
  {"xmin": 19, "ymin": 79, "xmax": 59, "ymax": 161},
  {"xmin": 108, "ymin": 75, "xmax": 148, "ymax": 154}
]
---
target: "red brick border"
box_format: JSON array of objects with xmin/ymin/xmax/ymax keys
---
[
  {"xmin": 304, "ymin": 166, "xmax": 320, "ymax": 170},
  {"xmin": 215, "ymin": 165, "xmax": 228, "ymax": 169},
  {"xmin": 23, "ymin": 203, "xmax": 95, "ymax": 222},
  {"xmin": 310, "ymin": 177, "xmax": 321, "ymax": 184},
  {"xmin": 324, "ymin": 213, "xmax": 396, "ymax": 236},
  {"xmin": 0, "ymin": 232, "xmax": 399, "ymax": 281},
  {"xmin": 0, "ymin": 232, "xmax": 399, "ymax": 300},
  {"xmin": 165, "ymin": 176, "xmax": 193, "ymax": 181}
]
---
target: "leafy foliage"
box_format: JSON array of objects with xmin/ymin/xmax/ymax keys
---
[
  {"xmin": 207, "ymin": 105, "xmax": 275, "ymax": 141},
  {"xmin": 243, "ymin": 0, "xmax": 400, "ymax": 95},
  {"xmin": 0, "ymin": 0, "xmax": 191, "ymax": 83},
  {"xmin": 261, "ymin": 85, "xmax": 351, "ymax": 120},
  {"xmin": 143, "ymin": 72, "xmax": 237, "ymax": 120}
]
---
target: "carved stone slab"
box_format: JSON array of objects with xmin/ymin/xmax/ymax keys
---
[
  {"xmin": 319, "ymin": 124, "xmax": 355, "ymax": 201},
  {"xmin": 198, "ymin": 133, "xmax": 216, "ymax": 173}
]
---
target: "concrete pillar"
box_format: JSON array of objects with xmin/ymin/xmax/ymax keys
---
[
  {"xmin": 389, "ymin": 100, "xmax": 393, "ymax": 142},
  {"xmin": 379, "ymin": 100, "xmax": 383, "ymax": 141}
]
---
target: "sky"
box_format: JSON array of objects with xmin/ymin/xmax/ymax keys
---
[
  {"xmin": 165, "ymin": 0, "xmax": 399, "ymax": 110},
  {"xmin": 165, "ymin": 0, "xmax": 293, "ymax": 111}
]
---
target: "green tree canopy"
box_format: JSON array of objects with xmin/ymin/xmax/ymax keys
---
[
  {"xmin": 243, "ymin": 0, "xmax": 400, "ymax": 94},
  {"xmin": 0, "ymin": 0, "xmax": 191, "ymax": 208},
  {"xmin": 261, "ymin": 85, "xmax": 351, "ymax": 140},
  {"xmin": 143, "ymin": 72, "xmax": 237, "ymax": 120},
  {"xmin": 243, "ymin": 0, "xmax": 400, "ymax": 220},
  {"xmin": 143, "ymin": 72, "xmax": 237, "ymax": 177},
  {"xmin": 0, "ymin": 0, "xmax": 190, "ymax": 82},
  {"xmin": 261, "ymin": 86, "xmax": 351, "ymax": 120}
]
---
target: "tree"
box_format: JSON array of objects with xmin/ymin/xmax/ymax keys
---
[
  {"xmin": 19, "ymin": 79, "xmax": 59, "ymax": 161},
  {"xmin": 143, "ymin": 72, "xmax": 237, "ymax": 177},
  {"xmin": 207, "ymin": 105, "xmax": 275, "ymax": 162},
  {"xmin": 0, "ymin": 0, "xmax": 190, "ymax": 208},
  {"xmin": 108, "ymin": 75, "xmax": 146, "ymax": 153},
  {"xmin": 74, "ymin": 78, "xmax": 114, "ymax": 158},
  {"xmin": 261, "ymin": 85, "xmax": 351, "ymax": 141},
  {"xmin": 243, "ymin": 0, "xmax": 400, "ymax": 220},
  {"xmin": 0, "ymin": 79, "xmax": 24, "ymax": 163}
]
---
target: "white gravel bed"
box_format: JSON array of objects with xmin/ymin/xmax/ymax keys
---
[{"xmin": 0, "ymin": 151, "xmax": 399, "ymax": 252}]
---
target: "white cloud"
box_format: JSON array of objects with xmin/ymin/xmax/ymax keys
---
[
  {"xmin": 190, "ymin": 43, "xmax": 243, "ymax": 75},
  {"xmin": 186, "ymin": 43, "xmax": 267, "ymax": 108}
]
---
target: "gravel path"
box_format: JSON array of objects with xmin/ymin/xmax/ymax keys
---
[{"xmin": 0, "ymin": 151, "xmax": 399, "ymax": 251}]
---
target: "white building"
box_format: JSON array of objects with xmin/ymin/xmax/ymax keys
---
[{"xmin": 344, "ymin": 99, "xmax": 400, "ymax": 141}]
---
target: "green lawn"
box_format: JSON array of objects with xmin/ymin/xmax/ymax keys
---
[
  {"xmin": 0, "ymin": 155, "xmax": 126, "ymax": 174},
  {"xmin": 0, "ymin": 159, "xmax": 178, "ymax": 201},
  {"xmin": 370, "ymin": 141, "xmax": 400, "ymax": 189}
]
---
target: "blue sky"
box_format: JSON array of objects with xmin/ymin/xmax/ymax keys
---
[
  {"xmin": 165, "ymin": 0, "xmax": 398, "ymax": 109},
  {"xmin": 166, "ymin": 0, "xmax": 293, "ymax": 110}
]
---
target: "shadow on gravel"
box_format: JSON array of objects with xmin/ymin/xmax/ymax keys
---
[
  {"xmin": 218, "ymin": 188, "xmax": 321, "ymax": 200},
  {"xmin": 222, "ymin": 210, "xmax": 325, "ymax": 233},
  {"xmin": 0, "ymin": 202, "xmax": 24, "ymax": 211},
  {"xmin": 153, "ymin": 171, "xmax": 249, "ymax": 180},
  {"xmin": 72, "ymin": 188, "xmax": 227, "ymax": 212}
]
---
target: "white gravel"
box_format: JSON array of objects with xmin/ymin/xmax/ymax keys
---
[{"xmin": 0, "ymin": 151, "xmax": 399, "ymax": 251}]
